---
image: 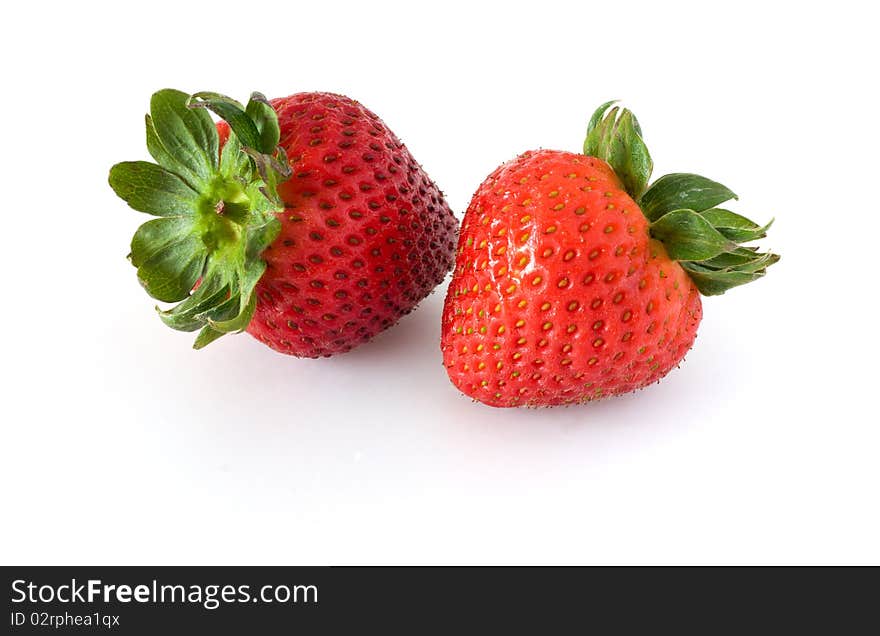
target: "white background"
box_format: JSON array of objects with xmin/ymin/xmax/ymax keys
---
[{"xmin": 2, "ymin": 0, "xmax": 878, "ymax": 565}]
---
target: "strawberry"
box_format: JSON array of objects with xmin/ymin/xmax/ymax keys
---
[
  {"xmin": 110, "ymin": 90, "xmax": 457, "ymax": 356},
  {"xmin": 441, "ymin": 102, "xmax": 778, "ymax": 407}
]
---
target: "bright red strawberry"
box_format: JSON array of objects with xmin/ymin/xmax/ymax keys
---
[
  {"xmin": 441, "ymin": 102, "xmax": 777, "ymax": 407},
  {"xmin": 110, "ymin": 90, "xmax": 457, "ymax": 356}
]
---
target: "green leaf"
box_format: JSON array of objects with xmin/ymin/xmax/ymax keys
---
[
  {"xmin": 681, "ymin": 262, "xmax": 769, "ymax": 296},
  {"xmin": 157, "ymin": 277, "xmax": 230, "ymax": 332},
  {"xmin": 109, "ymin": 161, "xmax": 198, "ymax": 217},
  {"xmin": 206, "ymin": 286, "xmax": 259, "ymax": 333},
  {"xmin": 703, "ymin": 250, "xmax": 779, "ymax": 274},
  {"xmin": 129, "ymin": 216, "xmax": 192, "ymax": 268},
  {"xmin": 149, "ymin": 89, "xmax": 218, "ymax": 189},
  {"xmin": 189, "ymin": 92, "xmax": 262, "ymax": 151},
  {"xmin": 700, "ymin": 247, "xmax": 761, "ymax": 269},
  {"xmin": 193, "ymin": 325, "xmax": 228, "ymax": 349},
  {"xmin": 650, "ymin": 209, "xmax": 735, "ymax": 261},
  {"xmin": 219, "ymin": 131, "xmax": 249, "ymax": 179},
  {"xmin": 145, "ymin": 114, "xmax": 185, "ymax": 180},
  {"xmin": 246, "ymin": 93, "xmax": 281, "ymax": 154},
  {"xmin": 700, "ymin": 208, "xmax": 773, "ymax": 242},
  {"xmin": 586, "ymin": 100, "xmax": 617, "ymax": 137},
  {"xmin": 245, "ymin": 213, "xmax": 282, "ymax": 261},
  {"xmin": 640, "ymin": 173, "xmax": 736, "ymax": 222},
  {"xmin": 135, "ymin": 233, "xmax": 207, "ymax": 303},
  {"xmin": 583, "ymin": 102, "xmax": 653, "ymax": 200}
]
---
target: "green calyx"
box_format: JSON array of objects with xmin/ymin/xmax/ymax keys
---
[
  {"xmin": 109, "ymin": 89, "xmax": 290, "ymax": 347},
  {"xmin": 583, "ymin": 102, "xmax": 779, "ymax": 295}
]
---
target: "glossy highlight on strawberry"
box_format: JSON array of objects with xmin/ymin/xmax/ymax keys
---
[{"xmin": 441, "ymin": 103, "xmax": 777, "ymax": 407}]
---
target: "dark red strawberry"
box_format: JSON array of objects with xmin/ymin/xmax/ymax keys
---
[
  {"xmin": 441, "ymin": 102, "xmax": 778, "ymax": 407},
  {"xmin": 110, "ymin": 90, "xmax": 457, "ymax": 356}
]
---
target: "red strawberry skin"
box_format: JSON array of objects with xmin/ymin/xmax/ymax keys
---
[
  {"xmin": 221, "ymin": 93, "xmax": 457, "ymax": 357},
  {"xmin": 441, "ymin": 150, "xmax": 702, "ymax": 407}
]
